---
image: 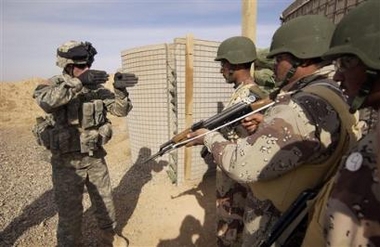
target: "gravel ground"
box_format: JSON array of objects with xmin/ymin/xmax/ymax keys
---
[{"xmin": 0, "ymin": 126, "xmax": 216, "ymax": 247}]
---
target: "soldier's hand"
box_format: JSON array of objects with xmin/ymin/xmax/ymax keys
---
[
  {"xmin": 241, "ymin": 113, "xmax": 263, "ymax": 134},
  {"xmin": 113, "ymin": 72, "xmax": 138, "ymax": 89},
  {"xmin": 185, "ymin": 128, "xmax": 208, "ymax": 147},
  {"xmin": 78, "ymin": 69, "xmax": 109, "ymax": 86}
]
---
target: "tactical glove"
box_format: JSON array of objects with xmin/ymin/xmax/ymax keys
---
[
  {"xmin": 78, "ymin": 70, "xmax": 109, "ymax": 86},
  {"xmin": 113, "ymin": 72, "xmax": 138, "ymax": 89}
]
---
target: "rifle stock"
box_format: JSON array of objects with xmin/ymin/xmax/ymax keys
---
[
  {"xmin": 142, "ymin": 96, "xmax": 274, "ymax": 163},
  {"xmin": 259, "ymin": 189, "xmax": 317, "ymax": 247}
]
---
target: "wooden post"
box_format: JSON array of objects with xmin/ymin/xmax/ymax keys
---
[
  {"xmin": 184, "ymin": 34, "xmax": 194, "ymax": 180},
  {"xmin": 241, "ymin": 0, "xmax": 257, "ymax": 76},
  {"xmin": 241, "ymin": 0, "xmax": 257, "ymax": 42}
]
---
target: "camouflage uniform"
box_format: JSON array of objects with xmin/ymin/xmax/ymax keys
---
[
  {"xmin": 33, "ymin": 42, "xmax": 132, "ymax": 246},
  {"xmin": 216, "ymin": 83, "xmax": 258, "ymax": 247},
  {"xmin": 211, "ymin": 36, "xmax": 267, "ymax": 246},
  {"xmin": 203, "ymin": 68, "xmax": 348, "ymax": 246},
  {"xmin": 301, "ymin": 1, "xmax": 380, "ymax": 246},
  {"xmin": 324, "ymin": 129, "xmax": 380, "ymax": 246}
]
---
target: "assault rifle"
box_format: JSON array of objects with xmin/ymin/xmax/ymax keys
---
[
  {"xmin": 142, "ymin": 96, "xmax": 275, "ymax": 163},
  {"xmin": 259, "ymin": 189, "xmax": 317, "ymax": 247}
]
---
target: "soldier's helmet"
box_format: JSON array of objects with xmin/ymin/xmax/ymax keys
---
[
  {"xmin": 267, "ymin": 15, "xmax": 335, "ymax": 59},
  {"xmin": 215, "ymin": 36, "xmax": 257, "ymax": 65},
  {"xmin": 56, "ymin": 41, "xmax": 97, "ymax": 68},
  {"xmin": 323, "ymin": 0, "xmax": 380, "ymax": 71}
]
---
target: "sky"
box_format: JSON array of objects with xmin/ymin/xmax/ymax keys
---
[{"xmin": 1, "ymin": 0, "xmax": 292, "ymax": 82}]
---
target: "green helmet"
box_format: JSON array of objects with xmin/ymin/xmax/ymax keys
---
[
  {"xmin": 215, "ymin": 36, "xmax": 257, "ymax": 64},
  {"xmin": 323, "ymin": 0, "xmax": 380, "ymax": 70},
  {"xmin": 56, "ymin": 40, "xmax": 97, "ymax": 68},
  {"xmin": 267, "ymin": 15, "xmax": 335, "ymax": 59}
]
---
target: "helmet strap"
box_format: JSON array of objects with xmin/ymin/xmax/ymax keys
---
[
  {"xmin": 279, "ymin": 60, "xmax": 300, "ymax": 89},
  {"xmin": 269, "ymin": 60, "xmax": 300, "ymax": 100},
  {"xmin": 349, "ymin": 69, "xmax": 377, "ymax": 113},
  {"xmin": 64, "ymin": 64, "xmax": 75, "ymax": 77}
]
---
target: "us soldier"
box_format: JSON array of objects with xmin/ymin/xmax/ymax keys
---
[
  {"xmin": 301, "ymin": 1, "xmax": 380, "ymax": 246},
  {"xmin": 32, "ymin": 41, "xmax": 133, "ymax": 246},
  {"xmin": 186, "ymin": 15, "xmax": 359, "ymax": 246},
  {"xmin": 205, "ymin": 36, "xmax": 267, "ymax": 246}
]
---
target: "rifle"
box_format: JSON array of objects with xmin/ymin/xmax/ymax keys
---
[
  {"xmin": 259, "ymin": 189, "xmax": 317, "ymax": 247},
  {"xmin": 142, "ymin": 96, "xmax": 275, "ymax": 163},
  {"xmin": 171, "ymin": 187, "xmax": 201, "ymax": 199}
]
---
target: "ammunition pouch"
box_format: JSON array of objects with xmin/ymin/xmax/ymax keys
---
[
  {"xmin": 32, "ymin": 116, "xmax": 54, "ymax": 149},
  {"xmin": 80, "ymin": 129, "xmax": 99, "ymax": 155},
  {"xmin": 79, "ymin": 122, "xmax": 113, "ymax": 155},
  {"xmin": 34, "ymin": 91, "xmax": 113, "ymax": 155},
  {"xmin": 81, "ymin": 99, "xmax": 105, "ymax": 129}
]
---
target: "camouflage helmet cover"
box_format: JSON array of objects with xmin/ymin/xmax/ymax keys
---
[
  {"xmin": 215, "ymin": 36, "xmax": 257, "ymax": 64},
  {"xmin": 56, "ymin": 40, "xmax": 97, "ymax": 68},
  {"xmin": 267, "ymin": 15, "xmax": 335, "ymax": 59},
  {"xmin": 323, "ymin": 0, "xmax": 380, "ymax": 70}
]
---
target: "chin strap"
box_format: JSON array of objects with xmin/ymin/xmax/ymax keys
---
[
  {"xmin": 349, "ymin": 69, "xmax": 377, "ymax": 113},
  {"xmin": 270, "ymin": 61, "xmax": 300, "ymax": 100}
]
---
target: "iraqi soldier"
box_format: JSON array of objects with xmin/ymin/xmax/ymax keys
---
[
  {"xmin": 33, "ymin": 41, "xmax": 133, "ymax": 246},
  {"xmin": 206, "ymin": 36, "xmax": 267, "ymax": 246},
  {"xmin": 186, "ymin": 15, "xmax": 359, "ymax": 246},
  {"xmin": 301, "ymin": 1, "xmax": 380, "ymax": 246}
]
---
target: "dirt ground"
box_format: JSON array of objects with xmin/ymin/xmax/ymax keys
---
[{"xmin": 0, "ymin": 78, "xmax": 216, "ymax": 247}]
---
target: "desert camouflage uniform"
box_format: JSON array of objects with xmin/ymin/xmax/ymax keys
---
[
  {"xmin": 215, "ymin": 82, "xmax": 268, "ymax": 246},
  {"xmin": 204, "ymin": 68, "xmax": 347, "ymax": 246},
  {"xmin": 33, "ymin": 73, "xmax": 132, "ymax": 246},
  {"xmin": 323, "ymin": 128, "xmax": 380, "ymax": 247}
]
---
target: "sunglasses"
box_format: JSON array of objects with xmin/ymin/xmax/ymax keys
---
[{"xmin": 333, "ymin": 55, "xmax": 360, "ymax": 72}]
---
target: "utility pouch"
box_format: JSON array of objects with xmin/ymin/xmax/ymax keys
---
[
  {"xmin": 32, "ymin": 116, "xmax": 54, "ymax": 149},
  {"xmin": 80, "ymin": 130, "xmax": 99, "ymax": 156},
  {"xmin": 93, "ymin": 99, "xmax": 105, "ymax": 126},
  {"xmin": 82, "ymin": 102, "xmax": 95, "ymax": 129},
  {"xmin": 98, "ymin": 122, "xmax": 113, "ymax": 145}
]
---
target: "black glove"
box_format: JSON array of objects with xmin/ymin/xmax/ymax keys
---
[
  {"xmin": 78, "ymin": 70, "xmax": 109, "ymax": 86},
  {"xmin": 113, "ymin": 72, "xmax": 138, "ymax": 89}
]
